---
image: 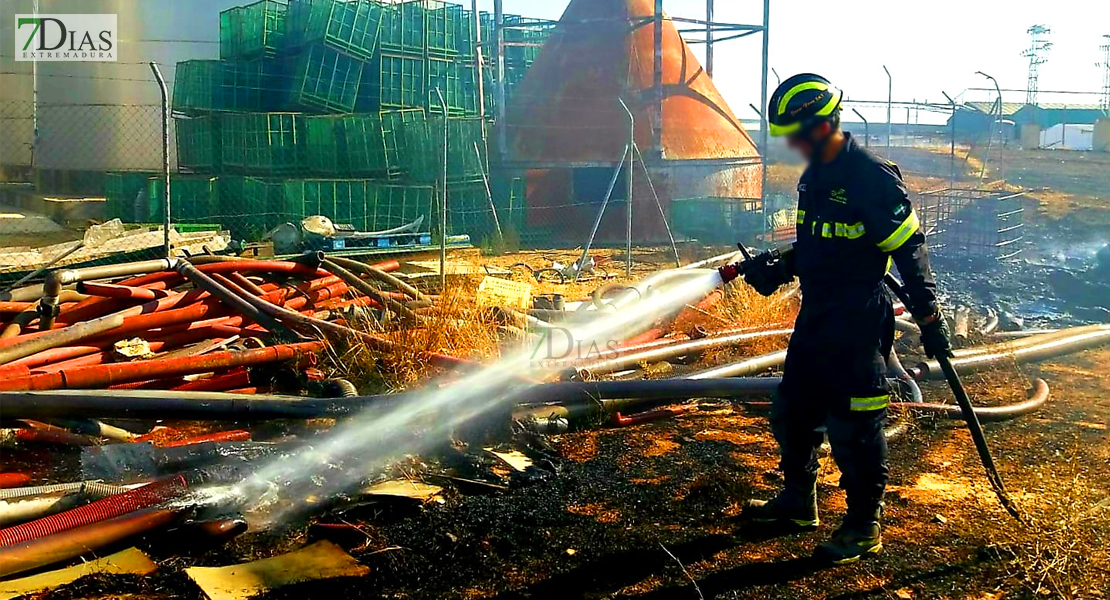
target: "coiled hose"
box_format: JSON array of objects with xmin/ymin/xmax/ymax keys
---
[{"xmin": 0, "ymin": 474, "xmax": 186, "ymax": 547}]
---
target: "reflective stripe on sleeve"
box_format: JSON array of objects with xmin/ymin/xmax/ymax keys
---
[
  {"xmin": 877, "ymin": 211, "xmax": 920, "ymax": 253},
  {"xmin": 834, "ymin": 221, "xmax": 866, "ymax": 239},
  {"xmin": 850, "ymin": 395, "xmax": 890, "ymax": 412}
]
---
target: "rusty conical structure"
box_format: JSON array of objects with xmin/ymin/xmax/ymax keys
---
[{"xmin": 506, "ymin": 0, "xmax": 760, "ymax": 163}]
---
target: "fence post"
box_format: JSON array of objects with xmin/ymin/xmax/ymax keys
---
[
  {"xmin": 435, "ymin": 88, "xmax": 448, "ymax": 291},
  {"xmin": 149, "ymin": 61, "xmax": 171, "ymax": 258}
]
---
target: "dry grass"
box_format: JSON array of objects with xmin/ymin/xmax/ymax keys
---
[
  {"xmin": 990, "ymin": 474, "xmax": 1110, "ymax": 598},
  {"xmin": 338, "ymin": 277, "xmax": 504, "ymax": 389}
]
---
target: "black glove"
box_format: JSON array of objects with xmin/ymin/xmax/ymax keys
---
[
  {"xmin": 743, "ymin": 255, "xmax": 794, "ymax": 297},
  {"xmin": 917, "ymin": 313, "xmax": 953, "ymax": 359}
]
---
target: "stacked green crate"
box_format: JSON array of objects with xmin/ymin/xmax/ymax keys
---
[
  {"xmin": 175, "ymin": 116, "xmax": 222, "ymax": 172},
  {"xmin": 379, "ymin": 1, "xmax": 426, "ymax": 56},
  {"xmin": 366, "ymin": 182, "xmax": 434, "ymax": 231},
  {"xmin": 425, "ymin": 0, "xmax": 462, "ymax": 58},
  {"xmin": 446, "ymin": 181, "xmax": 495, "ymax": 239},
  {"xmin": 380, "ymin": 109, "xmax": 425, "ymax": 177},
  {"xmin": 357, "ymin": 52, "xmax": 425, "ymax": 112},
  {"xmin": 224, "ymin": 58, "xmax": 277, "ymax": 112},
  {"xmin": 239, "ymin": 176, "xmax": 285, "ymax": 236},
  {"xmin": 287, "ymin": 44, "xmax": 364, "ymax": 113},
  {"xmin": 220, "ymin": 0, "xmax": 288, "ymax": 60},
  {"xmin": 284, "ymin": 0, "xmax": 385, "ymax": 61},
  {"xmin": 147, "ymin": 175, "xmax": 220, "ymax": 224},
  {"xmin": 221, "ymin": 113, "xmax": 305, "ymax": 173},
  {"xmin": 341, "ymin": 114, "xmax": 388, "ymax": 175},
  {"xmin": 280, "ymin": 179, "xmax": 360, "ymax": 227},
  {"xmin": 304, "ymin": 115, "xmax": 347, "ymax": 175},
  {"xmin": 104, "ymin": 172, "xmax": 157, "ymax": 222},
  {"xmin": 173, "ymin": 60, "xmax": 228, "ymax": 114},
  {"xmin": 426, "ymin": 58, "xmax": 478, "ymax": 115}
]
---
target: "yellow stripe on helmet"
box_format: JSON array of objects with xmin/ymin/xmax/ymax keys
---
[
  {"xmin": 769, "ymin": 120, "xmax": 801, "ymax": 137},
  {"xmin": 777, "ymin": 81, "xmax": 830, "ymax": 116}
]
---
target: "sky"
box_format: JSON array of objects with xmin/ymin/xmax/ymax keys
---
[
  {"xmin": 474, "ymin": 0, "xmax": 1110, "ymax": 124},
  {"xmin": 2, "ymin": 0, "xmax": 1108, "ymax": 123}
]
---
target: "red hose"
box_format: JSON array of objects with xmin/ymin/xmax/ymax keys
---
[
  {"xmin": 0, "ymin": 342, "xmax": 324, "ymax": 391},
  {"xmin": 158, "ymin": 430, "xmax": 251, "ymax": 447},
  {"xmin": 0, "ymin": 302, "xmax": 34, "ymax": 314},
  {"xmin": 172, "ymin": 369, "xmax": 251, "ymax": 392},
  {"xmin": 0, "ymin": 474, "xmax": 32, "ymax": 489},
  {"xmin": 77, "ymin": 282, "xmax": 169, "ymax": 301},
  {"xmin": 0, "ymin": 474, "xmax": 187, "ymax": 547}
]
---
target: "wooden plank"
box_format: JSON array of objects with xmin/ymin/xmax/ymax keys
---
[
  {"xmin": 0, "ymin": 547, "xmax": 157, "ymax": 600},
  {"xmin": 185, "ymin": 541, "xmax": 368, "ymax": 600}
]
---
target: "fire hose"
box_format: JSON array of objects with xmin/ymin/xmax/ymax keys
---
[{"xmin": 884, "ymin": 274, "xmax": 1024, "ymax": 523}]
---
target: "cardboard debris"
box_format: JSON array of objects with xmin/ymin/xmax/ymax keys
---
[
  {"xmin": 363, "ymin": 479, "xmax": 443, "ymax": 502},
  {"xmin": 485, "ymin": 448, "xmax": 535, "ymax": 472},
  {"xmin": 185, "ymin": 541, "xmax": 368, "ymax": 600},
  {"xmin": 476, "ymin": 276, "xmax": 532, "ymax": 310},
  {"xmin": 0, "ymin": 547, "xmax": 157, "ymax": 600},
  {"xmin": 114, "ymin": 337, "xmax": 155, "ymax": 359}
]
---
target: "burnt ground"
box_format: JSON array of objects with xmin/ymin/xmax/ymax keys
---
[{"xmin": 21, "ymin": 348, "xmax": 1110, "ymax": 600}]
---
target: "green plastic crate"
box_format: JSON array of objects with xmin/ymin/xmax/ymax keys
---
[
  {"xmin": 239, "ymin": 176, "xmax": 285, "ymax": 236},
  {"xmin": 425, "ymin": 1, "xmax": 462, "ymax": 57},
  {"xmin": 287, "ymin": 44, "xmax": 364, "ymax": 113},
  {"xmin": 304, "ymin": 115, "xmax": 347, "ymax": 175},
  {"xmin": 365, "ymin": 182, "xmax": 434, "ymax": 231},
  {"xmin": 285, "ymin": 0, "xmax": 384, "ymax": 61},
  {"xmin": 173, "ymin": 60, "xmax": 227, "ymax": 114},
  {"xmin": 175, "ymin": 116, "xmax": 222, "ymax": 172},
  {"xmin": 357, "ymin": 52, "xmax": 425, "ymax": 111},
  {"xmin": 379, "ymin": 1, "xmax": 427, "ymax": 56},
  {"xmin": 427, "ymin": 58, "xmax": 478, "ymax": 116},
  {"xmin": 224, "ymin": 58, "xmax": 278, "ymax": 112},
  {"xmin": 220, "ymin": 0, "xmax": 288, "ymax": 60},
  {"xmin": 147, "ymin": 175, "xmax": 220, "ymax": 223},
  {"xmin": 340, "ymin": 109, "xmax": 423, "ymax": 176},
  {"xmin": 446, "ymin": 181, "xmax": 496, "ymax": 239},
  {"xmin": 671, "ymin": 198, "xmax": 764, "ymax": 244},
  {"xmin": 103, "ymin": 172, "xmax": 157, "ymax": 222},
  {"xmin": 221, "ymin": 112, "xmax": 305, "ymax": 174}
]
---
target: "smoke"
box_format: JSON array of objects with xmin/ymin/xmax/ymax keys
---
[{"xmin": 190, "ymin": 270, "xmax": 724, "ymax": 525}]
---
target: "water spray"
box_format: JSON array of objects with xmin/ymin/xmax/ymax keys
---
[{"xmin": 190, "ymin": 269, "xmax": 727, "ymax": 525}]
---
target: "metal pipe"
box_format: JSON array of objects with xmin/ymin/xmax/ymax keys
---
[
  {"xmin": 176, "ymin": 261, "xmax": 291, "ymax": 336},
  {"xmin": 883, "ymin": 65, "xmax": 893, "ymax": 153},
  {"xmin": 574, "ymin": 145, "xmax": 631, "ymax": 283},
  {"xmin": 0, "ymin": 507, "xmax": 182, "ymax": 578},
  {"xmin": 758, "ymin": 0, "xmax": 770, "ymax": 230},
  {"xmin": 851, "ymin": 108, "xmax": 869, "ymax": 147},
  {"xmin": 898, "ymin": 378, "xmax": 1049, "ymax": 423},
  {"xmin": 324, "ymin": 256, "xmax": 428, "ymax": 302},
  {"xmin": 37, "ymin": 259, "xmax": 177, "ymax": 329},
  {"xmin": 705, "ymin": 0, "xmax": 714, "ymax": 77},
  {"xmin": 435, "ymin": 87, "xmax": 448, "ymax": 292},
  {"xmin": 687, "ymin": 349, "xmax": 788, "ymax": 379},
  {"xmin": 581, "ymin": 329, "xmax": 792, "ymax": 376},
  {"xmin": 912, "ymin": 325, "xmax": 1110, "ymax": 380},
  {"xmin": 150, "ymin": 61, "xmax": 172, "ymax": 257},
  {"xmin": 320, "ymin": 259, "xmax": 419, "ymax": 320},
  {"xmin": 620, "ymin": 97, "xmax": 634, "ymax": 278}
]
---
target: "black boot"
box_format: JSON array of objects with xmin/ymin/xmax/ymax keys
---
[
  {"xmin": 742, "ymin": 482, "xmax": 819, "ymax": 531},
  {"xmin": 813, "ymin": 520, "xmax": 882, "ymax": 564}
]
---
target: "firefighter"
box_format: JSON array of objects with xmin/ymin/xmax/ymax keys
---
[{"xmin": 740, "ymin": 73, "xmax": 952, "ymax": 563}]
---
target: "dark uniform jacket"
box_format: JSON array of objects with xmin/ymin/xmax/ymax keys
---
[{"xmin": 793, "ymin": 133, "xmax": 938, "ymax": 320}]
